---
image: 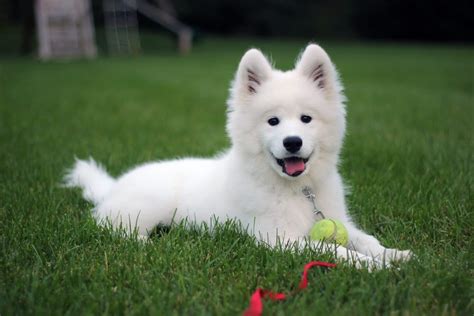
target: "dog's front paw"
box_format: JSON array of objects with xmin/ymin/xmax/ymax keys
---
[
  {"xmin": 356, "ymin": 249, "xmax": 413, "ymax": 271},
  {"xmin": 384, "ymin": 248, "xmax": 413, "ymax": 262}
]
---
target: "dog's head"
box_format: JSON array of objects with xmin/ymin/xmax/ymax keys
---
[{"xmin": 226, "ymin": 44, "xmax": 346, "ymax": 179}]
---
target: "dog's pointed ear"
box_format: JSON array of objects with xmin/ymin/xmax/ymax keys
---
[
  {"xmin": 295, "ymin": 44, "xmax": 340, "ymax": 99},
  {"xmin": 235, "ymin": 48, "xmax": 272, "ymax": 95}
]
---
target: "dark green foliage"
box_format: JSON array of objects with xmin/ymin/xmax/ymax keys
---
[
  {"xmin": 0, "ymin": 37, "xmax": 472, "ymax": 314},
  {"xmin": 3, "ymin": 0, "xmax": 473, "ymax": 42},
  {"xmin": 172, "ymin": 0, "xmax": 473, "ymax": 41}
]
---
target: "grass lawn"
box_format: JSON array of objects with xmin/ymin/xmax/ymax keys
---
[{"xmin": 0, "ymin": 35, "xmax": 472, "ymax": 315}]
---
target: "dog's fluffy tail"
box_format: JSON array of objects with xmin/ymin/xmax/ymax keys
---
[{"xmin": 64, "ymin": 158, "xmax": 115, "ymax": 204}]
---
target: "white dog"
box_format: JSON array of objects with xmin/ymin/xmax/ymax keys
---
[{"xmin": 65, "ymin": 44, "xmax": 411, "ymax": 268}]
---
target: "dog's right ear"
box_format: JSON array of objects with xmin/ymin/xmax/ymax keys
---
[
  {"xmin": 234, "ymin": 49, "xmax": 272, "ymax": 95},
  {"xmin": 295, "ymin": 44, "xmax": 341, "ymax": 101}
]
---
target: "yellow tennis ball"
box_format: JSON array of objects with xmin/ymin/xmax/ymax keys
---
[{"xmin": 310, "ymin": 219, "xmax": 349, "ymax": 246}]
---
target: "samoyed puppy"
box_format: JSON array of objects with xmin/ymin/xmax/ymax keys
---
[{"xmin": 65, "ymin": 44, "xmax": 411, "ymax": 268}]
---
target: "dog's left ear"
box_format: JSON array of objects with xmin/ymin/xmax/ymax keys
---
[
  {"xmin": 235, "ymin": 48, "xmax": 272, "ymax": 95},
  {"xmin": 295, "ymin": 44, "xmax": 340, "ymax": 99}
]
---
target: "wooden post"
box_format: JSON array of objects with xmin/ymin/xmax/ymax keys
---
[
  {"xmin": 124, "ymin": 0, "xmax": 193, "ymax": 54},
  {"xmin": 178, "ymin": 28, "xmax": 192, "ymax": 55}
]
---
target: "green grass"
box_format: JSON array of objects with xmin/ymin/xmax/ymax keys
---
[{"xmin": 1, "ymin": 35, "xmax": 473, "ymax": 315}]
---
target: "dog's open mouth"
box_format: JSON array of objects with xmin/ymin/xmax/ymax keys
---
[{"xmin": 276, "ymin": 156, "xmax": 309, "ymax": 177}]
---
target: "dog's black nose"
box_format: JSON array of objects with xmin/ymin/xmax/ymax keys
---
[{"xmin": 283, "ymin": 136, "xmax": 303, "ymax": 153}]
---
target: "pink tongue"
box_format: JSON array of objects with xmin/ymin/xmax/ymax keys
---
[{"xmin": 284, "ymin": 159, "xmax": 305, "ymax": 175}]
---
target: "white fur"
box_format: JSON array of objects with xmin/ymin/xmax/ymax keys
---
[
  {"xmin": 64, "ymin": 158, "xmax": 114, "ymax": 203},
  {"xmin": 65, "ymin": 44, "xmax": 412, "ymax": 269}
]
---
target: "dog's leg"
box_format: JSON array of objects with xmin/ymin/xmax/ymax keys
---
[
  {"xmin": 306, "ymin": 239, "xmax": 386, "ymax": 270},
  {"xmin": 260, "ymin": 233, "xmax": 385, "ymax": 270},
  {"xmin": 313, "ymin": 171, "xmax": 412, "ymax": 263},
  {"xmin": 344, "ymin": 223, "xmax": 412, "ymax": 262}
]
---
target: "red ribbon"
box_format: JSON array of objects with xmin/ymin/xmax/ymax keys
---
[{"xmin": 243, "ymin": 261, "xmax": 336, "ymax": 316}]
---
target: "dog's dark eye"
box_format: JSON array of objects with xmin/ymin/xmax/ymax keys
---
[
  {"xmin": 268, "ymin": 117, "xmax": 280, "ymax": 126},
  {"xmin": 301, "ymin": 115, "xmax": 312, "ymax": 123}
]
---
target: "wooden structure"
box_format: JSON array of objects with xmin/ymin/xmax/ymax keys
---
[
  {"xmin": 127, "ymin": 0, "xmax": 193, "ymax": 54},
  {"xmin": 105, "ymin": 0, "xmax": 193, "ymax": 55},
  {"xmin": 103, "ymin": 0, "xmax": 141, "ymax": 55},
  {"xmin": 35, "ymin": 0, "xmax": 97, "ymax": 59}
]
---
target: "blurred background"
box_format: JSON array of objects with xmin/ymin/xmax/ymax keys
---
[{"xmin": 0, "ymin": 0, "xmax": 472, "ymax": 57}]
